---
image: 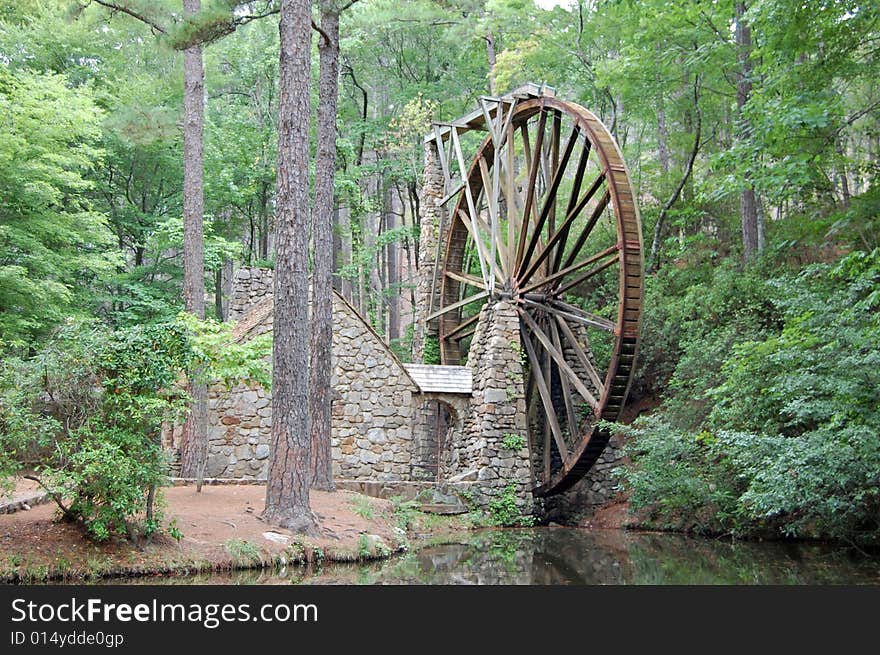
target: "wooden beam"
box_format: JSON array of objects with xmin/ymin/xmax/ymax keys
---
[
  {"xmin": 513, "ymin": 108, "xmax": 548, "ymax": 272},
  {"xmin": 441, "ymin": 312, "xmax": 480, "ymax": 341},
  {"xmin": 549, "ymin": 315, "xmax": 579, "ymax": 442},
  {"xmin": 520, "ymin": 322, "xmax": 569, "ymax": 466},
  {"xmin": 558, "ymin": 189, "xmax": 611, "ymax": 273},
  {"xmin": 554, "ymin": 314, "xmax": 606, "ymax": 396},
  {"xmin": 519, "ymin": 308, "xmax": 599, "ymax": 410},
  {"xmin": 444, "ymin": 268, "xmax": 486, "ymax": 289},
  {"xmin": 521, "ymin": 244, "xmax": 619, "ymax": 295},
  {"xmin": 549, "ymin": 299, "xmax": 616, "ymax": 332},
  {"xmin": 426, "ymin": 290, "xmax": 489, "ymax": 321},
  {"xmin": 516, "ymin": 124, "xmax": 579, "ymax": 280},
  {"xmin": 520, "ymin": 172, "xmax": 605, "ymax": 284},
  {"xmin": 555, "ymin": 252, "xmax": 619, "ymax": 296},
  {"xmin": 451, "ymin": 128, "xmax": 490, "ymax": 289},
  {"xmin": 522, "ymin": 297, "xmax": 614, "ymax": 333},
  {"xmin": 551, "ymin": 138, "xmax": 592, "ymax": 271}
]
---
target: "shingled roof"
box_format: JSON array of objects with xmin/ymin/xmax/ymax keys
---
[{"xmin": 403, "ymin": 364, "xmax": 472, "ymax": 394}]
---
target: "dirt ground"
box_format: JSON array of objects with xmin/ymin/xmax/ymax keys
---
[{"xmin": 0, "ymin": 482, "xmax": 406, "ymax": 582}]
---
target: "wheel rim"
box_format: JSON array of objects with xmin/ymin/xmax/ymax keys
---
[{"xmin": 435, "ymin": 97, "xmax": 643, "ymax": 496}]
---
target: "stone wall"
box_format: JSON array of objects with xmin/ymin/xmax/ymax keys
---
[
  {"xmin": 229, "ymin": 267, "xmax": 274, "ymax": 321},
  {"xmin": 203, "ymin": 277, "xmax": 422, "ymax": 483},
  {"xmin": 443, "ymin": 300, "xmax": 533, "ymax": 512},
  {"xmin": 411, "ymin": 143, "xmax": 447, "ymax": 364},
  {"xmin": 330, "ymin": 293, "xmax": 420, "ymax": 481}
]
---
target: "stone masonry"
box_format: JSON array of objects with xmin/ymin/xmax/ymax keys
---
[
  {"xmin": 411, "ymin": 142, "xmax": 448, "ymax": 364},
  {"xmin": 203, "ymin": 281, "xmax": 422, "ymax": 482},
  {"xmin": 443, "ymin": 300, "xmax": 533, "ymax": 512}
]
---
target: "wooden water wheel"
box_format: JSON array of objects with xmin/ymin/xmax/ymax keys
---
[{"xmin": 427, "ymin": 88, "xmax": 643, "ymax": 496}]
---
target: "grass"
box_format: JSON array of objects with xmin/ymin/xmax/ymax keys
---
[
  {"xmin": 350, "ymin": 495, "xmax": 375, "ymax": 520},
  {"xmin": 223, "ymin": 539, "xmax": 263, "ymax": 565}
]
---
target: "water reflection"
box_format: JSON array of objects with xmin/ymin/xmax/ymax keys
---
[{"xmin": 112, "ymin": 529, "xmax": 880, "ymax": 585}]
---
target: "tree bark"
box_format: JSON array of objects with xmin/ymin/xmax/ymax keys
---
[
  {"xmin": 309, "ymin": 3, "xmax": 339, "ymax": 492},
  {"xmin": 178, "ymin": 0, "xmax": 208, "ymax": 490},
  {"xmin": 735, "ymin": 1, "xmax": 760, "ymax": 263},
  {"xmin": 647, "ymin": 77, "xmax": 702, "ymax": 274},
  {"xmin": 657, "ymin": 104, "xmax": 670, "ymax": 174},
  {"xmin": 264, "ymin": 0, "xmax": 319, "ymax": 535},
  {"xmin": 385, "ymin": 183, "xmax": 400, "ymax": 341},
  {"xmin": 485, "ymin": 31, "xmax": 497, "ymax": 96}
]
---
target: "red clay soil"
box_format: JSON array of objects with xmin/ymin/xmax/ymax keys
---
[
  {"xmin": 0, "ymin": 485, "xmax": 404, "ymax": 582},
  {"xmin": 582, "ymin": 496, "xmax": 632, "ymax": 530}
]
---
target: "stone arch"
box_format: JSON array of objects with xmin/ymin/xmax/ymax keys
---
[{"xmin": 412, "ymin": 396, "xmax": 463, "ymax": 481}]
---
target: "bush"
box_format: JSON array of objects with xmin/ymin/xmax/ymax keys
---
[
  {"xmin": 616, "ymin": 417, "xmax": 742, "ymax": 535},
  {"xmin": 1, "ymin": 314, "xmax": 270, "ymax": 541},
  {"xmin": 487, "ymin": 484, "xmax": 535, "ymax": 527},
  {"xmin": 620, "ymin": 250, "xmax": 880, "ymax": 544}
]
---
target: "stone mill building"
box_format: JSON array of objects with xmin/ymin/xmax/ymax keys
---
[{"xmin": 169, "ymin": 86, "xmax": 629, "ymax": 521}]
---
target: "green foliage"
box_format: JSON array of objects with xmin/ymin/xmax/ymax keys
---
[
  {"xmin": 224, "ymin": 539, "xmax": 262, "ymax": 564},
  {"xmin": 501, "ymin": 433, "xmax": 526, "ymax": 451},
  {"xmin": 422, "ymin": 336, "xmax": 441, "ymax": 366},
  {"xmin": 486, "ymin": 483, "xmax": 535, "ymax": 528},
  {"xmin": 350, "ymin": 495, "xmax": 375, "ymax": 520},
  {"xmin": 617, "ymin": 417, "xmax": 742, "ymax": 535},
  {"xmin": 635, "ymin": 258, "xmax": 780, "ymax": 426},
  {"xmin": 180, "ymin": 313, "xmax": 272, "ymax": 391},
  {"xmin": 390, "ymin": 495, "xmax": 420, "ymax": 532},
  {"xmin": 622, "ymin": 250, "xmax": 880, "ymax": 544},
  {"xmin": 0, "ymin": 68, "xmax": 117, "ymax": 344},
  {"xmin": 0, "ymin": 312, "xmax": 271, "ymax": 541}
]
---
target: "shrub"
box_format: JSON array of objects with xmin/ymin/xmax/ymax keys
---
[
  {"xmin": 487, "ymin": 484, "xmax": 535, "ymax": 527},
  {"xmin": 620, "ymin": 250, "xmax": 880, "ymax": 544},
  {"xmin": 1, "ymin": 314, "xmax": 270, "ymax": 541}
]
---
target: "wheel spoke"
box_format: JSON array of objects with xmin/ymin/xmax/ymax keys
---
[
  {"xmin": 427, "ymin": 289, "xmax": 489, "ymax": 322},
  {"xmin": 521, "ymin": 244, "xmax": 619, "ymax": 295},
  {"xmin": 514, "ymin": 109, "xmax": 548, "ymax": 269},
  {"xmin": 520, "ymin": 322, "xmax": 568, "ymax": 467},
  {"xmin": 557, "ymin": 189, "xmax": 611, "ymax": 273},
  {"xmin": 451, "ymin": 128, "xmax": 491, "ymax": 289},
  {"xmin": 477, "ymin": 154, "xmax": 510, "ymax": 278},
  {"xmin": 549, "ymin": 299, "xmax": 615, "ymax": 332},
  {"xmin": 519, "ymin": 308, "xmax": 599, "ymax": 411},
  {"xmin": 520, "ymin": 172, "xmax": 606, "ymax": 285},
  {"xmin": 554, "ymin": 251, "xmax": 619, "ymax": 296},
  {"xmin": 549, "ymin": 316, "xmax": 579, "ymax": 442},
  {"xmin": 516, "ymin": 123, "xmax": 580, "ymax": 281},
  {"xmin": 441, "ymin": 312, "xmax": 480, "ymax": 340},
  {"xmin": 553, "ymin": 313, "xmax": 606, "ymax": 396}
]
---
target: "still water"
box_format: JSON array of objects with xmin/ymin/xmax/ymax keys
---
[{"xmin": 124, "ymin": 528, "xmax": 880, "ymax": 585}]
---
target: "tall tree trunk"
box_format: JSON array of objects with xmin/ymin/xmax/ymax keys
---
[
  {"xmin": 648, "ymin": 77, "xmax": 702, "ymax": 274},
  {"xmin": 485, "ymin": 31, "xmax": 497, "ymax": 96},
  {"xmin": 657, "ymin": 104, "xmax": 670, "ymax": 175},
  {"xmin": 385, "ymin": 184, "xmax": 400, "ymax": 342},
  {"xmin": 836, "ymin": 138, "xmax": 852, "ymax": 208},
  {"xmin": 178, "ymin": 0, "xmax": 208, "ymax": 490},
  {"xmin": 332, "ymin": 207, "xmax": 343, "ymax": 291},
  {"xmin": 309, "ymin": 3, "xmax": 339, "ymax": 491},
  {"xmin": 736, "ymin": 1, "xmax": 760, "ymax": 262},
  {"xmin": 259, "ymin": 182, "xmax": 270, "ymax": 259},
  {"xmin": 264, "ymin": 0, "xmax": 319, "ymax": 535},
  {"xmin": 338, "ymin": 206, "xmax": 354, "ymax": 300}
]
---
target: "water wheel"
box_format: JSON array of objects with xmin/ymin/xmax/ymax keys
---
[{"xmin": 431, "ymin": 93, "xmax": 643, "ymax": 496}]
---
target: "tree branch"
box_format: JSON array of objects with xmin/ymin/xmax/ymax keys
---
[
  {"xmin": 23, "ymin": 475, "xmax": 75, "ymax": 521},
  {"xmin": 89, "ymin": 0, "xmax": 167, "ymax": 34}
]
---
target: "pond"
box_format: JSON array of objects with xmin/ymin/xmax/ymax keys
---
[{"xmin": 112, "ymin": 528, "xmax": 880, "ymax": 585}]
